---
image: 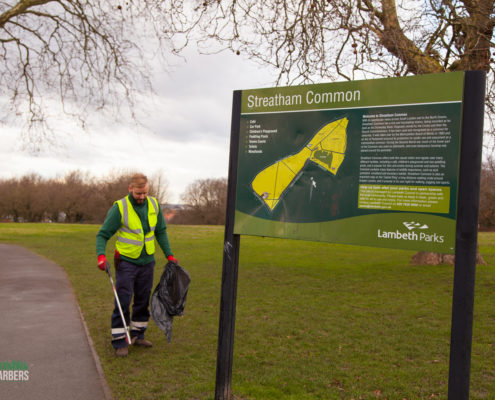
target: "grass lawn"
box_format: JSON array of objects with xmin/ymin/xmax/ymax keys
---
[{"xmin": 0, "ymin": 223, "xmax": 494, "ymax": 399}]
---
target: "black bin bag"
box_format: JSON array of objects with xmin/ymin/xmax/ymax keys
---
[{"xmin": 151, "ymin": 261, "xmax": 191, "ymax": 343}]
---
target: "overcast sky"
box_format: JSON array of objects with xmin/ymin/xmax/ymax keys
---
[
  {"xmin": 0, "ymin": 49, "xmax": 278, "ymax": 203},
  {"xmin": 2, "ymin": 48, "xmax": 494, "ymax": 205}
]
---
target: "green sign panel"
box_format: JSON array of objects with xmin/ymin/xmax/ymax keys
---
[{"xmin": 233, "ymin": 72, "xmax": 465, "ymax": 253}]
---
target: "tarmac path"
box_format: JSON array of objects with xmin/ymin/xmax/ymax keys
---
[{"xmin": 0, "ymin": 243, "xmax": 111, "ymax": 400}]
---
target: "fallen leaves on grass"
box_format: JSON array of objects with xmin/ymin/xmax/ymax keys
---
[{"xmin": 328, "ymin": 378, "xmax": 344, "ymax": 391}]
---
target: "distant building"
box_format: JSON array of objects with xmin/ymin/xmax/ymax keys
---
[{"xmin": 161, "ymin": 204, "xmax": 184, "ymax": 223}]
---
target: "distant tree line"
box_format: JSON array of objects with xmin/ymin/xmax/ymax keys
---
[
  {"xmin": 0, "ymin": 170, "xmax": 170, "ymax": 224},
  {"xmin": 0, "ymin": 171, "xmax": 228, "ymax": 226},
  {"xmin": 1, "ymin": 167, "xmax": 494, "ymax": 229}
]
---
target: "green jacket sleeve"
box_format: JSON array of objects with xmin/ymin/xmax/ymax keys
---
[
  {"xmin": 96, "ymin": 204, "xmax": 122, "ymax": 256},
  {"xmin": 155, "ymin": 205, "xmax": 173, "ymax": 257}
]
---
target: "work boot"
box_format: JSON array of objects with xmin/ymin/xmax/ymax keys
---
[
  {"xmin": 115, "ymin": 347, "xmax": 128, "ymax": 357},
  {"xmin": 131, "ymin": 337, "xmax": 153, "ymax": 348}
]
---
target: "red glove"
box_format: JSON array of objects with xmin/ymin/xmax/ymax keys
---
[
  {"xmin": 167, "ymin": 255, "xmax": 178, "ymax": 264},
  {"xmin": 97, "ymin": 254, "xmax": 109, "ymax": 271}
]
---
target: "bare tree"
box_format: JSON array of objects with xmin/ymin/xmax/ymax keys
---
[
  {"xmin": 177, "ymin": 177, "xmax": 227, "ymax": 225},
  {"xmin": 0, "ymin": 0, "xmax": 174, "ymax": 146},
  {"xmin": 163, "ymin": 0, "xmax": 495, "ymax": 136},
  {"xmin": 60, "ymin": 170, "xmax": 91, "ymax": 222},
  {"xmin": 177, "ymin": 0, "xmax": 493, "ymax": 77},
  {"xmin": 149, "ymin": 169, "xmax": 170, "ymax": 205},
  {"xmin": 42, "ymin": 177, "xmax": 65, "ymax": 222}
]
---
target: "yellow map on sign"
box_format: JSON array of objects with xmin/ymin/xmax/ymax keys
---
[{"xmin": 251, "ymin": 117, "xmax": 348, "ymax": 211}]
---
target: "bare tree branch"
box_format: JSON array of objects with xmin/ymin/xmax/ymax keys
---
[
  {"xmin": 0, "ymin": 0, "xmax": 176, "ymax": 148},
  {"xmin": 2, "ymin": 0, "xmax": 495, "ymax": 148},
  {"xmin": 158, "ymin": 0, "xmax": 495, "ymax": 141}
]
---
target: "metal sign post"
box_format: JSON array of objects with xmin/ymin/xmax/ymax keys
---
[
  {"xmin": 215, "ymin": 91, "xmax": 242, "ymax": 400},
  {"xmin": 447, "ymin": 70, "xmax": 486, "ymax": 400}
]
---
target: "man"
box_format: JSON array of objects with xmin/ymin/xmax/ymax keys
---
[{"xmin": 96, "ymin": 173, "xmax": 177, "ymax": 357}]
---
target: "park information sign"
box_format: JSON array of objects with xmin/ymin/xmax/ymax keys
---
[
  {"xmin": 233, "ymin": 72, "xmax": 465, "ymax": 253},
  {"xmin": 217, "ymin": 71, "xmax": 485, "ymax": 400}
]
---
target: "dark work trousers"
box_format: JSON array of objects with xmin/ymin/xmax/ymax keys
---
[{"xmin": 111, "ymin": 259, "xmax": 155, "ymax": 349}]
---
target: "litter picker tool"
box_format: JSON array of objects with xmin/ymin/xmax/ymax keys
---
[{"xmin": 105, "ymin": 262, "xmax": 131, "ymax": 345}]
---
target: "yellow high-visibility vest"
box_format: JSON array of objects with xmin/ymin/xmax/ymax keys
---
[{"xmin": 115, "ymin": 196, "xmax": 159, "ymax": 258}]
